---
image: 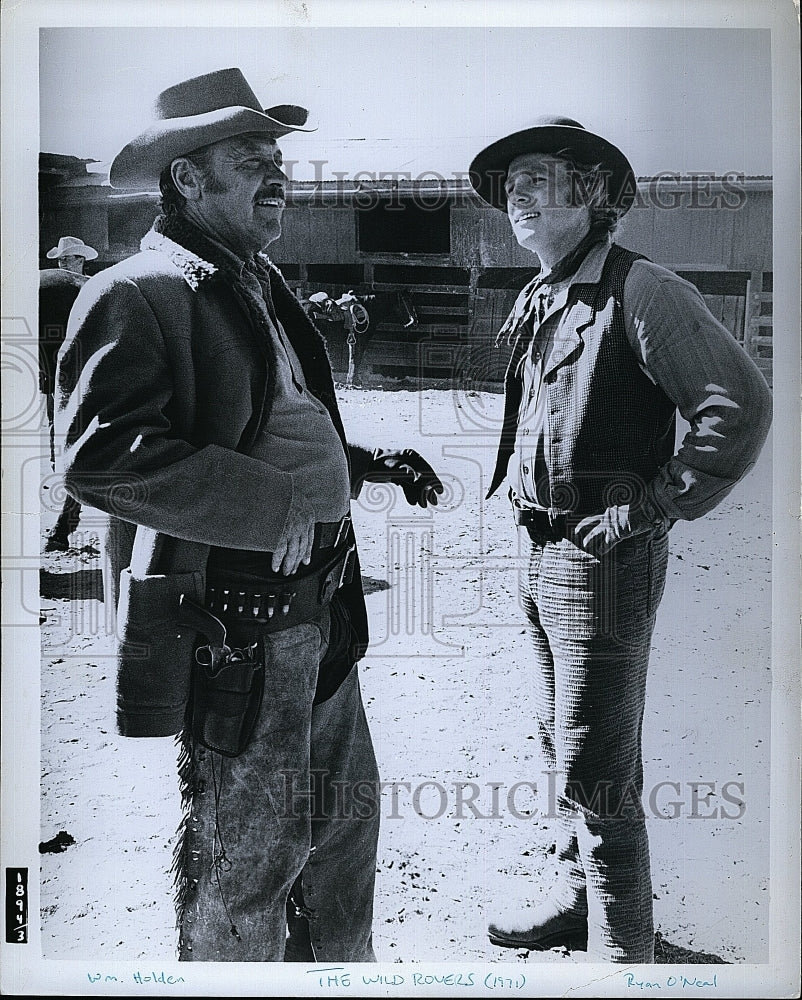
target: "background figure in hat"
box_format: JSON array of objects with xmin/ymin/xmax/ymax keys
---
[
  {"xmin": 471, "ymin": 117, "xmax": 772, "ymax": 962},
  {"xmin": 53, "ymin": 68, "xmax": 443, "ymax": 962},
  {"xmin": 40, "ymin": 236, "xmax": 98, "ymax": 550}
]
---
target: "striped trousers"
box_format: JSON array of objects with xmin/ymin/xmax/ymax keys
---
[{"xmin": 521, "ymin": 529, "xmax": 669, "ymax": 962}]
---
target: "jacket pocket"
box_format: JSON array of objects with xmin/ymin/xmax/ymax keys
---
[{"xmin": 116, "ymin": 568, "xmax": 204, "ymax": 738}]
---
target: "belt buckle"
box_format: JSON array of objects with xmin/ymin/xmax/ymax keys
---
[{"xmin": 334, "ymin": 513, "xmax": 352, "ymax": 548}]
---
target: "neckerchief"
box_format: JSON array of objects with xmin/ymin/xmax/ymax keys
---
[{"xmin": 496, "ymin": 223, "xmax": 609, "ymax": 347}]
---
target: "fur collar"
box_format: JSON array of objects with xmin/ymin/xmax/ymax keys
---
[
  {"xmin": 140, "ymin": 228, "xmax": 217, "ymax": 291},
  {"xmin": 140, "ymin": 219, "xmax": 282, "ymax": 291}
]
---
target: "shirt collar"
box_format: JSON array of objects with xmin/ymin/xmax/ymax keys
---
[
  {"xmin": 533, "ymin": 240, "xmax": 614, "ymax": 326},
  {"xmin": 565, "ymin": 238, "xmax": 611, "ymax": 286},
  {"xmin": 543, "ymin": 238, "xmax": 612, "ymax": 293}
]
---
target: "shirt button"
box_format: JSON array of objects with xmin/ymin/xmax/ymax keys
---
[{"xmin": 522, "ymin": 465, "xmax": 529, "ymax": 474}]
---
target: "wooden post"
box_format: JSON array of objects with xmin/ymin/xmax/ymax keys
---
[
  {"xmin": 744, "ymin": 269, "xmax": 763, "ymax": 363},
  {"xmin": 743, "ymin": 268, "xmax": 773, "ymax": 386}
]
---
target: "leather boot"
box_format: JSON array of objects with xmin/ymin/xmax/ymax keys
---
[{"xmin": 488, "ymin": 900, "xmax": 588, "ymax": 951}]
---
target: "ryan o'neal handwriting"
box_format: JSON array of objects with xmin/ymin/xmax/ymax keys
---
[{"xmin": 625, "ymin": 973, "xmax": 720, "ymax": 990}]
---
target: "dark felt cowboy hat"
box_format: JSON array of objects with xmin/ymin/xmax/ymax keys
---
[
  {"xmin": 469, "ymin": 115, "xmax": 637, "ymax": 214},
  {"xmin": 109, "ymin": 67, "xmax": 316, "ymax": 189}
]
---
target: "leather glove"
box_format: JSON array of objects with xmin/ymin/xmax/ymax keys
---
[
  {"xmin": 363, "ymin": 448, "xmax": 445, "ymax": 508},
  {"xmin": 573, "ymin": 498, "xmax": 671, "ymax": 557}
]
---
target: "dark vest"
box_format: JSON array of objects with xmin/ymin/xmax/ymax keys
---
[{"xmin": 487, "ymin": 243, "xmax": 677, "ymax": 517}]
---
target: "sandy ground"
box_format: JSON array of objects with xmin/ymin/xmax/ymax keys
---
[{"xmin": 38, "ymin": 387, "xmax": 772, "ymax": 966}]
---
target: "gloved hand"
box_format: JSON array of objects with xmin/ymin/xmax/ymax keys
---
[
  {"xmin": 573, "ymin": 498, "xmax": 671, "ymax": 557},
  {"xmin": 363, "ymin": 448, "xmax": 445, "ymax": 508}
]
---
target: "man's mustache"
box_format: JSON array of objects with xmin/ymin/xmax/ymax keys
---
[{"xmin": 256, "ymin": 184, "xmax": 286, "ymax": 201}]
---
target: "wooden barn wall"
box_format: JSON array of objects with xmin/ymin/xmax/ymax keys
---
[
  {"xmin": 617, "ymin": 189, "xmax": 773, "ymax": 271},
  {"xmin": 276, "ymin": 203, "xmax": 357, "ymax": 264},
  {"xmin": 38, "ymin": 181, "xmax": 773, "ymax": 385},
  {"xmin": 39, "ymin": 186, "xmax": 774, "ymax": 273}
]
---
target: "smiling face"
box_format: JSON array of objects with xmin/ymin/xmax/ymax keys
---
[
  {"xmin": 505, "ymin": 152, "xmax": 591, "ymax": 267},
  {"xmin": 176, "ymin": 134, "xmax": 288, "ymax": 256}
]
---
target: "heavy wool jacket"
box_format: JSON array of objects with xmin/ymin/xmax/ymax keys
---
[{"xmin": 55, "ymin": 217, "xmax": 373, "ymax": 737}]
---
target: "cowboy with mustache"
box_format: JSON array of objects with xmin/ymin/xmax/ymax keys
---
[{"xmin": 55, "ymin": 68, "xmax": 442, "ymax": 962}]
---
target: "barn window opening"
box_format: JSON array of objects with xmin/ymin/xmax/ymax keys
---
[{"xmin": 357, "ymin": 198, "xmax": 451, "ymax": 255}]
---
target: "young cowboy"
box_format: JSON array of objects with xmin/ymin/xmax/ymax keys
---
[{"xmin": 470, "ymin": 116, "xmax": 771, "ymax": 962}]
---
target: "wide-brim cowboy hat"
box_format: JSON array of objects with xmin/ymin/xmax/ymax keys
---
[
  {"xmin": 469, "ymin": 115, "xmax": 637, "ymax": 214},
  {"xmin": 46, "ymin": 235, "xmax": 98, "ymax": 260},
  {"xmin": 109, "ymin": 67, "xmax": 316, "ymax": 190}
]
